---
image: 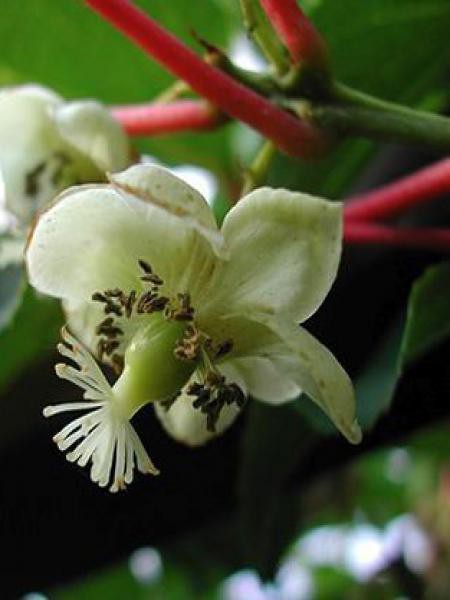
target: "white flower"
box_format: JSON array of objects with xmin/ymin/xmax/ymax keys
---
[
  {"xmin": 0, "ymin": 84, "xmax": 130, "ymax": 224},
  {"xmin": 26, "ymin": 164, "xmax": 361, "ymax": 492}
]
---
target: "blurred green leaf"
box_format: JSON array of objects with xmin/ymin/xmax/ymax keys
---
[
  {"xmin": 0, "ymin": 262, "xmax": 24, "ymax": 332},
  {"xmin": 400, "ymin": 262, "xmax": 450, "ymax": 367},
  {"xmin": 54, "ymin": 537, "xmax": 226, "ymax": 600},
  {"xmin": 0, "ymin": 287, "xmax": 61, "ymax": 392},
  {"xmin": 356, "ymin": 320, "xmax": 404, "ymax": 430},
  {"xmin": 238, "ymin": 403, "xmax": 315, "ymax": 577},
  {"xmin": 296, "ymin": 320, "xmax": 404, "ymax": 435},
  {"xmin": 0, "ymin": 0, "xmax": 238, "ymax": 173},
  {"xmin": 0, "ymin": 232, "xmax": 26, "ymax": 331},
  {"xmin": 269, "ymin": 0, "xmax": 450, "ymax": 198}
]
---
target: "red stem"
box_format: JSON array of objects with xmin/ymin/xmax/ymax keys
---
[
  {"xmin": 85, "ymin": 0, "xmax": 327, "ymax": 158},
  {"xmin": 111, "ymin": 100, "xmax": 219, "ymax": 136},
  {"xmin": 259, "ymin": 0, "xmax": 328, "ymax": 68},
  {"xmin": 345, "ymin": 158, "xmax": 450, "ymax": 222},
  {"xmin": 344, "ymin": 221, "xmax": 450, "ymax": 252}
]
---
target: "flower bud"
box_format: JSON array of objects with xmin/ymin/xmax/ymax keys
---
[{"xmin": 0, "ymin": 84, "xmax": 130, "ymax": 224}]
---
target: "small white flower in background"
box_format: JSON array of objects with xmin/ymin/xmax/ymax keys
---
[
  {"xmin": 26, "ymin": 164, "xmax": 361, "ymax": 492},
  {"xmin": 0, "ymin": 84, "xmax": 130, "ymax": 224}
]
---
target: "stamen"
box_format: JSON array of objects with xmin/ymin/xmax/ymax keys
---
[
  {"xmin": 174, "ymin": 325, "xmax": 201, "ymax": 362},
  {"xmin": 95, "ymin": 317, "xmax": 123, "ymax": 338},
  {"xmin": 137, "ymin": 291, "xmax": 169, "ymax": 314},
  {"xmin": 92, "ymin": 291, "xmax": 123, "ymax": 317},
  {"xmin": 120, "ymin": 290, "xmax": 137, "ymax": 318},
  {"xmin": 166, "ymin": 292, "xmax": 195, "ymax": 322},
  {"xmin": 44, "ymin": 327, "xmax": 159, "ymax": 492},
  {"xmin": 186, "ymin": 373, "xmax": 246, "ymax": 433}
]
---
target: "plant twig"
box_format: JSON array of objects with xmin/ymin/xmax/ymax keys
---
[
  {"xmin": 111, "ymin": 100, "xmax": 221, "ymax": 136},
  {"xmin": 312, "ymin": 83, "xmax": 450, "ymax": 153},
  {"xmin": 154, "ymin": 80, "xmax": 190, "ymax": 104},
  {"xmin": 344, "ymin": 221, "xmax": 450, "ymax": 252},
  {"xmin": 85, "ymin": 0, "xmax": 328, "ymax": 158},
  {"xmin": 239, "ymin": 0, "xmax": 288, "ymax": 75},
  {"xmin": 241, "ymin": 141, "xmax": 276, "ymax": 196},
  {"xmin": 345, "ymin": 159, "xmax": 450, "ymax": 222},
  {"xmin": 259, "ymin": 0, "xmax": 328, "ymax": 68}
]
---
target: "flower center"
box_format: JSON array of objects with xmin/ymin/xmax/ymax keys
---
[{"xmin": 91, "ymin": 259, "xmax": 241, "ymax": 430}]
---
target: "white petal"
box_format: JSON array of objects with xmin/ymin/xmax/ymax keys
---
[
  {"xmin": 26, "ymin": 169, "xmax": 223, "ymax": 305},
  {"xmin": 0, "ymin": 85, "xmax": 99, "ymax": 223},
  {"xmin": 219, "ymin": 356, "xmax": 301, "ymax": 404},
  {"xmin": 154, "ymin": 371, "xmax": 242, "ymax": 447},
  {"xmin": 264, "ymin": 319, "xmax": 361, "ymax": 444},
  {"xmin": 109, "ymin": 164, "xmax": 225, "ymax": 257},
  {"xmin": 54, "ymin": 100, "xmax": 130, "ymax": 172},
  {"xmin": 212, "ymin": 187, "xmax": 342, "ymax": 323}
]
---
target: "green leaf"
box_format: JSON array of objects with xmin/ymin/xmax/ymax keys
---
[
  {"xmin": 0, "ymin": 262, "xmax": 25, "ymax": 332},
  {"xmin": 400, "ymin": 262, "xmax": 450, "ymax": 368},
  {"xmin": 0, "ymin": 232, "xmax": 26, "ymax": 332},
  {"xmin": 0, "ymin": 286, "xmax": 62, "ymax": 393},
  {"xmin": 0, "ymin": 0, "xmax": 238, "ymax": 173},
  {"xmin": 237, "ymin": 403, "xmax": 315, "ymax": 577},
  {"xmin": 356, "ymin": 320, "xmax": 404, "ymax": 429},
  {"xmin": 0, "ymin": 287, "xmax": 62, "ymax": 450},
  {"xmin": 294, "ymin": 320, "xmax": 404, "ymax": 434},
  {"xmin": 268, "ymin": 0, "xmax": 450, "ymax": 198}
]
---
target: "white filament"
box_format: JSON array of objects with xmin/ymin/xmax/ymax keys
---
[{"xmin": 44, "ymin": 327, "xmax": 159, "ymax": 492}]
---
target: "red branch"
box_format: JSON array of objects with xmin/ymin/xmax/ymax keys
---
[
  {"xmin": 85, "ymin": 0, "xmax": 327, "ymax": 158},
  {"xmin": 345, "ymin": 159, "xmax": 450, "ymax": 222},
  {"xmin": 111, "ymin": 100, "xmax": 219, "ymax": 136},
  {"xmin": 344, "ymin": 221, "xmax": 450, "ymax": 252},
  {"xmin": 259, "ymin": 0, "xmax": 328, "ymax": 68}
]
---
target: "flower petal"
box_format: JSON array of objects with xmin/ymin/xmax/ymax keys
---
[
  {"xmin": 213, "ymin": 187, "xmax": 342, "ymax": 323},
  {"xmin": 154, "ymin": 370, "xmax": 242, "ymax": 446},
  {"xmin": 0, "ymin": 85, "xmax": 99, "ymax": 223},
  {"xmin": 26, "ymin": 166, "xmax": 223, "ymax": 306},
  {"xmin": 63, "ymin": 297, "xmax": 146, "ymax": 359},
  {"xmin": 109, "ymin": 164, "xmax": 224, "ymax": 253},
  {"xmin": 262, "ymin": 319, "xmax": 361, "ymax": 444},
  {"xmin": 54, "ymin": 100, "xmax": 130, "ymax": 172},
  {"xmin": 219, "ymin": 356, "xmax": 301, "ymax": 404}
]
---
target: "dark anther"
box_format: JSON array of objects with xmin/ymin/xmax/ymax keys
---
[
  {"xmin": 188, "ymin": 375, "xmax": 247, "ymax": 433},
  {"xmin": 111, "ymin": 353, "xmax": 124, "ymax": 375},
  {"xmin": 151, "ymin": 296, "xmax": 169, "ymax": 311},
  {"xmin": 95, "ymin": 320, "xmax": 123, "ymax": 338},
  {"xmin": 174, "ymin": 326, "xmax": 201, "ymax": 362},
  {"xmin": 192, "ymin": 389, "xmax": 211, "ymax": 410},
  {"xmin": 103, "ymin": 302, "xmax": 123, "ymax": 317},
  {"xmin": 222, "ymin": 383, "xmax": 246, "ymax": 407},
  {"xmin": 186, "ymin": 382, "xmax": 204, "ymax": 396},
  {"xmin": 97, "ymin": 338, "xmax": 106, "ymax": 361},
  {"xmin": 120, "ymin": 290, "xmax": 136, "ymax": 319},
  {"xmin": 92, "ymin": 292, "xmax": 107, "ymax": 303},
  {"xmin": 205, "ymin": 371, "xmax": 225, "ymax": 388},
  {"xmin": 169, "ymin": 292, "xmax": 195, "ymax": 321},
  {"xmin": 25, "ymin": 161, "xmax": 46, "ymax": 196},
  {"xmin": 159, "ymin": 393, "xmax": 180, "ymax": 412},
  {"xmin": 138, "ymin": 259, "xmax": 153, "ymax": 274},
  {"xmin": 103, "ymin": 339, "xmax": 120, "ymax": 356},
  {"xmin": 104, "ymin": 288, "xmax": 123, "ymax": 298},
  {"xmin": 137, "ymin": 291, "xmax": 169, "ymax": 314},
  {"xmin": 92, "ymin": 291, "xmax": 123, "ymax": 316},
  {"xmin": 141, "ymin": 273, "xmax": 164, "ymax": 286},
  {"xmin": 215, "ymin": 339, "xmax": 233, "ymax": 358}
]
